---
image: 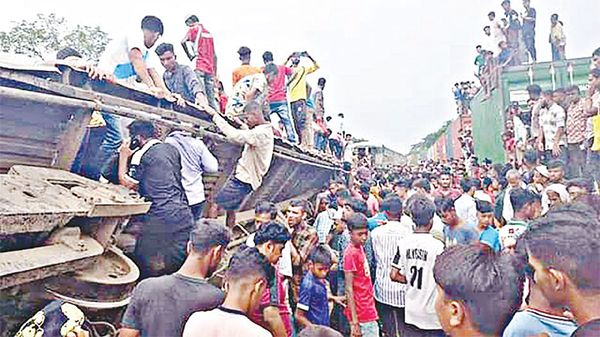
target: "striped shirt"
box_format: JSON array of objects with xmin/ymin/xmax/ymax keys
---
[{"xmin": 371, "ymin": 221, "xmax": 412, "ymax": 307}]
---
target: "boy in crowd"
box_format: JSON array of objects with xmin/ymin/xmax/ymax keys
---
[
  {"xmin": 435, "ymin": 196, "xmax": 479, "ymax": 246},
  {"xmin": 476, "ymin": 200, "xmax": 501, "ymax": 253},
  {"xmin": 344, "ymin": 213, "xmax": 379, "ymax": 337},
  {"xmin": 296, "ymin": 245, "xmax": 345, "ymax": 330},
  {"xmin": 121, "ymin": 220, "xmax": 231, "ymax": 337},
  {"xmin": 433, "ymin": 245, "xmax": 524, "ymax": 337},
  {"xmin": 520, "ymin": 210, "xmax": 600, "ymax": 336},
  {"xmin": 183, "ymin": 246, "xmax": 274, "ymax": 337},
  {"xmin": 253, "ymin": 223, "xmax": 293, "ymax": 337},
  {"xmin": 499, "ymin": 188, "xmax": 541, "ymax": 252},
  {"xmin": 503, "ymin": 242, "xmax": 577, "ymax": 337},
  {"xmin": 370, "ymin": 196, "xmax": 411, "ymax": 337},
  {"xmin": 391, "ymin": 195, "xmax": 445, "ymax": 337}
]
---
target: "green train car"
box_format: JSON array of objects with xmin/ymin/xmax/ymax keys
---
[{"xmin": 470, "ymin": 57, "xmax": 594, "ymax": 164}]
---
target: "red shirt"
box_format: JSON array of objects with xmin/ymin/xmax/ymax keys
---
[
  {"xmin": 432, "ymin": 188, "xmax": 462, "ymax": 200},
  {"xmin": 343, "ymin": 243, "xmax": 378, "ymax": 323},
  {"xmin": 219, "ymin": 93, "xmax": 228, "ymax": 114},
  {"xmin": 185, "ymin": 24, "xmax": 216, "ymax": 75},
  {"xmin": 264, "ymin": 64, "xmax": 294, "ymax": 103},
  {"xmin": 251, "ymin": 267, "xmax": 293, "ymax": 336}
]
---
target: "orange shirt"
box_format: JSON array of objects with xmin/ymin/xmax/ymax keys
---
[{"xmin": 232, "ymin": 65, "xmax": 261, "ymax": 87}]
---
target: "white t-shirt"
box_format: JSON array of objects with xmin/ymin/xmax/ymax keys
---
[
  {"xmin": 392, "ymin": 233, "xmax": 444, "ymax": 330},
  {"xmin": 499, "ymin": 220, "xmax": 528, "ymax": 250},
  {"xmin": 491, "ymin": 19, "xmax": 506, "ymax": 53},
  {"xmin": 183, "ymin": 307, "xmax": 272, "ymax": 337},
  {"xmin": 98, "ymin": 30, "xmax": 161, "ymax": 86}
]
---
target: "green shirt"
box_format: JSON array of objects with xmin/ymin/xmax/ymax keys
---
[{"xmin": 474, "ymin": 53, "xmax": 486, "ymax": 74}]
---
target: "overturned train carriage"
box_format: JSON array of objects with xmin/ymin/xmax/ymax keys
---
[{"xmin": 0, "ymin": 61, "xmax": 341, "ymax": 334}]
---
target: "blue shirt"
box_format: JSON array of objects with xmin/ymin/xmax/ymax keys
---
[
  {"xmin": 367, "ymin": 212, "xmax": 387, "ymax": 231},
  {"xmin": 479, "ymin": 226, "xmax": 501, "ymax": 253},
  {"xmin": 444, "ymin": 225, "xmax": 479, "ymax": 247},
  {"xmin": 297, "ymin": 271, "xmax": 329, "ymax": 326},
  {"xmin": 503, "ymin": 308, "xmax": 577, "ymax": 337}
]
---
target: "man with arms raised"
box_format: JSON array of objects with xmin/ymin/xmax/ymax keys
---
[
  {"xmin": 120, "ymin": 220, "xmax": 231, "ymax": 337},
  {"xmin": 263, "ymin": 51, "xmax": 297, "ymax": 143}
]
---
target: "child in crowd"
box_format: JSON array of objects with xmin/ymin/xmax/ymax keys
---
[
  {"xmin": 433, "ymin": 244, "xmax": 524, "ymax": 337},
  {"xmin": 391, "ymin": 195, "xmax": 445, "ymax": 337},
  {"xmin": 344, "ymin": 213, "xmax": 379, "ymax": 337},
  {"xmin": 476, "ymin": 200, "xmax": 501, "ymax": 253},
  {"xmin": 296, "ymin": 245, "xmax": 346, "ymax": 330}
]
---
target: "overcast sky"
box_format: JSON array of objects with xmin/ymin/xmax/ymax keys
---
[{"xmin": 1, "ymin": 0, "xmax": 599, "ymax": 153}]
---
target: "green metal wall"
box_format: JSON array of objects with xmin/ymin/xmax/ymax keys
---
[
  {"xmin": 470, "ymin": 57, "xmax": 593, "ymax": 164},
  {"xmin": 470, "ymin": 87, "xmax": 505, "ymax": 164}
]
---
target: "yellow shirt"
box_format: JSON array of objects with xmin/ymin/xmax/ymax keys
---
[{"xmin": 287, "ymin": 63, "xmax": 319, "ymax": 102}]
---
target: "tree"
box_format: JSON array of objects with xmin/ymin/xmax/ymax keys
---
[
  {"xmin": 62, "ymin": 25, "xmax": 110, "ymax": 64},
  {"xmin": 0, "ymin": 13, "xmax": 110, "ymax": 64}
]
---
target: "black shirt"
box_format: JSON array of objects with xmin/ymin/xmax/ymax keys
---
[
  {"xmin": 130, "ymin": 140, "xmax": 193, "ymax": 234},
  {"xmin": 121, "ymin": 273, "xmax": 225, "ymax": 337}
]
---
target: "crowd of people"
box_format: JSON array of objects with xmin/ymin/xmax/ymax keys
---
[
  {"xmin": 452, "ymin": 81, "xmax": 478, "ymax": 115},
  {"xmin": 93, "ymin": 14, "xmax": 351, "ymax": 158},
  {"xmin": 8, "ymin": 8, "xmax": 600, "ymax": 337},
  {"xmin": 17, "ymin": 145, "xmax": 600, "ymax": 337},
  {"xmin": 499, "ymin": 48, "xmax": 600, "ymax": 184},
  {"xmin": 473, "ymin": 0, "xmax": 569, "ymax": 99}
]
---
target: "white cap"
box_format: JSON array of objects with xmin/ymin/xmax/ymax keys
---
[{"xmin": 535, "ymin": 165, "xmax": 549, "ymax": 178}]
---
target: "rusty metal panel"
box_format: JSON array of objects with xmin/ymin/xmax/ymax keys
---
[{"xmin": 0, "ymin": 235, "xmax": 104, "ymax": 289}]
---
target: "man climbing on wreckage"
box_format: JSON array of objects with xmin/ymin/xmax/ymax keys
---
[
  {"xmin": 201, "ymin": 101, "xmax": 274, "ymax": 229},
  {"xmin": 117, "ymin": 120, "xmax": 194, "ymax": 279}
]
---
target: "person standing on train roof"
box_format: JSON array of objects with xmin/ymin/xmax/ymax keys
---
[
  {"xmin": 181, "ymin": 14, "xmax": 219, "ymax": 111},
  {"xmin": 286, "ymin": 51, "xmax": 319, "ymax": 147},
  {"xmin": 232, "ymin": 46, "xmax": 262, "ymax": 86}
]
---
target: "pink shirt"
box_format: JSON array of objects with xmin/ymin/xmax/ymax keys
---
[
  {"xmin": 366, "ymin": 194, "xmax": 379, "ymax": 216},
  {"xmin": 265, "ymin": 65, "xmax": 294, "ymax": 103},
  {"xmin": 251, "ymin": 267, "xmax": 293, "ymax": 337}
]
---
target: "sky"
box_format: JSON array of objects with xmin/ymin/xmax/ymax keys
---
[{"xmin": 1, "ymin": 0, "xmax": 599, "ymax": 154}]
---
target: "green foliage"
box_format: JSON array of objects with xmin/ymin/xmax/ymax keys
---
[
  {"xmin": 409, "ymin": 119, "xmax": 453, "ymax": 154},
  {"xmin": 0, "ymin": 13, "xmax": 110, "ymax": 64}
]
